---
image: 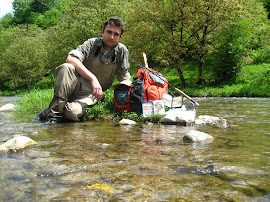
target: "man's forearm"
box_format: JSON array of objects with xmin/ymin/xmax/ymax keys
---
[
  {"xmin": 66, "ymin": 55, "xmax": 103, "ymax": 100},
  {"xmin": 66, "ymin": 55, "xmax": 96, "ymax": 82}
]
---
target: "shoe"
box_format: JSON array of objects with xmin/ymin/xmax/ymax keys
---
[
  {"xmin": 32, "ymin": 113, "xmax": 41, "ymax": 121},
  {"xmin": 45, "ymin": 117, "xmax": 62, "ymax": 125},
  {"xmin": 32, "ymin": 112, "xmax": 46, "ymax": 121}
]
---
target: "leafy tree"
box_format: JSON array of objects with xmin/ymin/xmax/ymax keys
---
[
  {"xmin": 1, "ymin": 25, "xmax": 48, "ymax": 93},
  {"xmin": 205, "ymin": 21, "xmax": 252, "ymax": 84},
  {"xmin": 205, "ymin": 0, "xmax": 268, "ymax": 84},
  {"xmin": 125, "ymin": 0, "xmax": 191, "ymax": 87},
  {"xmin": 0, "ymin": 27, "xmax": 19, "ymax": 90},
  {"xmin": 0, "ymin": 13, "xmax": 15, "ymax": 30},
  {"xmin": 34, "ymin": 8, "xmax": 62, "ymax": 29},
  {"xmin": 12, "ymin": 0, "xmax": 63, "ymax": 26},
  {"xmin": 260, "ymin": 0, "xmax": 270, "ymax": 18},
  {"xmin": 186, "ymin": 0, "xmax": 247, "ymax": 84},
  {"xmin": 30, "ymin": 0, "xmax": 60, "ymax": 13},
  {"xmin": 126, "ymin": 0, "xmax": 248, "ymax": 87},
  {"xmin": 12, "ymin": 0, "xmax": 33, "ymax": 24}
]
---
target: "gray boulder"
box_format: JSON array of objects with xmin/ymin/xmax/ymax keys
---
[
  {"xmin": 0, "ymin": 136, "xmax": 38, "ymax": 152},
  {"xmin": 183, "ymin": 130, "xmax": 214, "ymax": 143}
]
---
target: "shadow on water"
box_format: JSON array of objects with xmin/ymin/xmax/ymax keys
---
[{"xmin": 0, "ymin": 97, "xmax": 269, "ymax": 201}]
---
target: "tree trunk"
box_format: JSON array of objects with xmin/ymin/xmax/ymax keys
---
[
  {"xmin": 13, "ymin": 80, "xmax": 18, "ymax": 94},
  {"xmin": 177, "ymin": 67, "xmax": 186, "ymax": 88},
  {"xmin": 27, "ymin": 82, "xmax": 31, "ymax": 93},
  {"xmin": 198, "ymin": 58, "xmax": 203, "ymax": 85}
]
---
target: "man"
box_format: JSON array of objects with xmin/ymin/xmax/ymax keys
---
[{"xmin": 38, "ymin": 16, "xmax": 131, "ymax": 123}]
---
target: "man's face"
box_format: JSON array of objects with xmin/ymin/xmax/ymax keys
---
[{"xmin": 101, "ymin": 24, "xmax": 122, "ymax": 50}]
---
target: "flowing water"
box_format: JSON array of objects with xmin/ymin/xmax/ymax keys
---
[{"xmin": 0, "ymin": 96, "xmax": 269, "ymax": 201}]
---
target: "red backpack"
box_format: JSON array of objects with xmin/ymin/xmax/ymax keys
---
[
  {"xmin": 135, "ymin": 68, "xmax": 168, "ymax": 102},
  {"xmin": 114, "ymin": 68, "xmax": 168, "ymax": 113}
]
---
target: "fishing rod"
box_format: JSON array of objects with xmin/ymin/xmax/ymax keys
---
[
  {"xmin": 38, "ymin": 0, "xmax": 199, "ymax": 105},
  {"xmin": 38, "ymin": 0, "xmax": 99, "ymax": 37},
  {"xmin": 37, "ymin": 0, "xmax": 145, "ymax": 63}
]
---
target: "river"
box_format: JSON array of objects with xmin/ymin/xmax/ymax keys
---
[{"xmin": 0, "ymin": 96, "xmax": 269, "ymax": 201}]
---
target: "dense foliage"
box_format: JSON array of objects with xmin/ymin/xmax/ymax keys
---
[{"xmin": 0, "ymin": 0, "xmax": 270, "ymax": 96}]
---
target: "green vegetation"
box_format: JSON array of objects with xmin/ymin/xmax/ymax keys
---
[
  {"xmin": 15, "ymin": 88, "xmax": 53, "ymax": 115},
  {"xmin": 15, "ymin": 87, "xmax": 164, "ymax": 122},
  {"xmin": 83, "ymin": 89, "xmax": 164, "ymax": 122},
  {"xmin": 1, "ymin": 0, "xmax": 270, "ymax": 120},
  {"xmin": 14, "ymin": 62, "xmax": 269, "ymax": 121}
]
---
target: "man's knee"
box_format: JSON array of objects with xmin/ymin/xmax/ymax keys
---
[
  {"xmin": 63, "ymin": 96, "xmax": 98, "ymax": 121},
  {"xmin": 63, "ymin": 102, "xmax": 84, "ymax": 122}
]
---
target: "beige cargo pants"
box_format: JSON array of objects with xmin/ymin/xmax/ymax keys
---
[{"xmin": 44, "ymin": 63, "xmax": 98, "ymax": 121}]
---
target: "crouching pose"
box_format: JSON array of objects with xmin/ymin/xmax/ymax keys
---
[{"xmin": 38, "ymin": 16, "xmax": 131, "ymax": 123}]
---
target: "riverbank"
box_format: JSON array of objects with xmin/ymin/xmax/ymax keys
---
[
  {"xmin": 11, "ymin": 84, "xmax": 269, "ymax": 123},
  {"xmin": 12, "ymin": 88, "xmax": 165, "ymax": 123},
  {"xmin": 2, "ymin": 62, "xmax": 269, "ymax": 121}
]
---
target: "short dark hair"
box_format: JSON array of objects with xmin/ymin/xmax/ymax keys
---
[{"xmin": 103, "ymin": 17, "xmax": 125, "ymax": 35}]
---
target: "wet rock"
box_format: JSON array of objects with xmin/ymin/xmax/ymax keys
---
[
  {"xmin": 97, "ymin": 143, "xmax": 110, "ymax": 149},
  {"xmin": 191, "ymin": 165, "xmax": 223, "ymax": 175},
  {"xmin": 0, "ymin": 136, "xmax": 38, "ymax": 152},
  {"xmin": 0, "ymin": 103, "xmax": 15, "ymax": 112},
  {"xmin": 183, "ymin": 130, "xmax": 214, "ymax": 143},
  {"xmin": 161, "ymin": 108, "xmax": 196, "ymax": 125},
  {"xmin": 119, "ymin": 119, "xmax": 137, "ymax": 125},
  {"xmin": 195, "ymin": 115, "xmax": 229, "ymax": 128}
]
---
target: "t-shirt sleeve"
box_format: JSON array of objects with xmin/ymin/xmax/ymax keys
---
[
  {"xmin": 68, "ymin": 38, "xmax": 96, "ymax": 62},
  {"xmin": 117, "ymin": 44, "xmax": 131, "ymax": 82}
]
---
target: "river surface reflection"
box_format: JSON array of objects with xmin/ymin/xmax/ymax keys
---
[{"xmin": 0, "ymin": 97, "xmax": 269, "ymax": 201}]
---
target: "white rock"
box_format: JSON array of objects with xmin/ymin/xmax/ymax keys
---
[
  {"xmin": 161, "ymin": 108, "xmax": 196, "ymax": 125},
  {"xmin": 0, "ymin": 103, "xmax": 16, "ymax": 111},
  {"xmin": 195, "ymin": 115, "xmax": 229, "ymax": 128},
  {"xmin": 119, "ymin": 119, "xmax": 137, "ymax": 125},
  {"xmin": 183, "ymin": 130, "xmax": 214, "ymax": 143},
  {"xmin": 0, "ymin": 136, "xmax": 38, "ymax": 152}
]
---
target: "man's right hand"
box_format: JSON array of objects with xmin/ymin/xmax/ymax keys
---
[
  {"xmin": 66, "ymin": 55, "xmax": 103, "ymax": 100},
  {"xmin": 91, "ymin": 76, "xmax": 103, "ymax": 100}
]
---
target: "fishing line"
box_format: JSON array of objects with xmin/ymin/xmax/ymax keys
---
[
  {"xmin": 38, "ymin": 0, "xmax": 99, "ymax": 37},
  {"xmin": 38, "ymin": 0, "xmax": 143, "ymax": 66},
  {"xmin": 38, "ymin": 0, "xmax": 199, "ymax": 105}
]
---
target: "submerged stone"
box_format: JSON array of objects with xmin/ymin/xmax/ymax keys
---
[
  {"xmin": 195, "ymin": 115, "xmax": 229, "ymax": 128},
  {"xmin": 88, "ymin": 183, "xmax": 114, "ymax": 194},
  {"xmin": 183, "ymin": 130, "xmax": 214, "ymax": 143},
  {"xmin": 0, "ymin": 103, "xmax": 16, "ymax": 112},
  {"xmin": 0, "ymin": 136, "xmax": 38, "ymax": 152}
]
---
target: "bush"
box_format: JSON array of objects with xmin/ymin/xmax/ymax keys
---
[
  {"xmin": 33, "ymin": 74, "xmax": 55, "ymax": 89},
  {"xmin": 239, "ymin": 64, "xmax": 270, "ymax": 96}
]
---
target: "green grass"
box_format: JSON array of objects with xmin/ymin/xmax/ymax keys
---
[
  {"xmin": 15, "ymin": 88, "xmax": 54, "ymax": 115},
  {"xmin": 13, "ymin": 87, "xmax": 164, "ymax": 123}
]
